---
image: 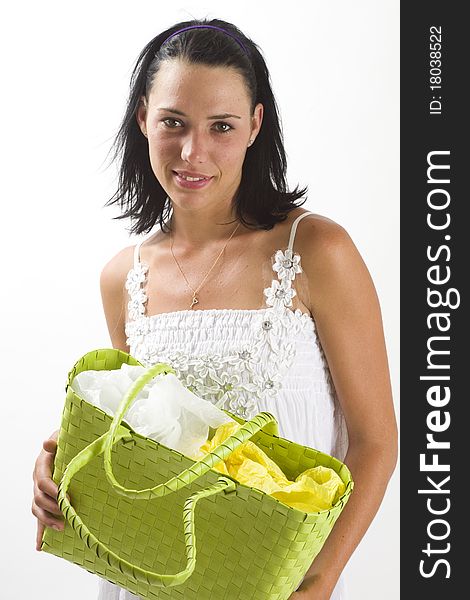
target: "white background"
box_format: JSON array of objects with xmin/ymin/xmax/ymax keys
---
[{"xmin": 0, "ymin": 1, "xmax": 399, "ymax": 598}]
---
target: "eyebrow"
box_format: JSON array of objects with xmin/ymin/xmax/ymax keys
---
[{"xmin": 157, "ymin": 107, "xmax": 241, "ymax": 119}]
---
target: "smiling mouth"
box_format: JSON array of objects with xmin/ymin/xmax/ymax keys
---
[{"xmin": 173, "ymin": 171, "xmax": 213, "ymax": 182}]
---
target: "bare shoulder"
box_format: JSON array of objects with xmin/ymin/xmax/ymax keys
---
[
  {"xmin": 100, "ymin": 244, "xmax": 135, "ymax": 293},
  {"xmin": 294, "ymin": 212, "xmax": 360, "ymax": 269},
  {"xmin": 293, "ymin": 211, "xmax": 352, "ymax": 253},
  {"xmin": 99, "ymin": 244, "xmax": 136, "ymax": 352},
  {"xmin": 293, "ymin": 211, "xmax": 376, "ymax": 311}
]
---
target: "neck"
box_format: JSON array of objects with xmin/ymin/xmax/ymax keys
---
[{"xmin": 168, "ymin": 203, "xmax": 241, "ymax": 247}]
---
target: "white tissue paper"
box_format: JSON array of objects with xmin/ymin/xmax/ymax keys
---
[{"xmin": 71, "ymin": 363, "xmax": 235, "ymax": 458}]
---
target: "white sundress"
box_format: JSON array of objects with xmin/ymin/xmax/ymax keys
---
[{"xmin": 97, "ymin": 211, "xmax": 349, "ymax": 600}]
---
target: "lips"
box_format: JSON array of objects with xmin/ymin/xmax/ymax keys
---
[
  {"xmin": 173, "ymin": 170, "xmax": 213, "ymax": 181},
  {"xmin": 172, "ymin": 171, "xmax": 214, "ymax": 189}
]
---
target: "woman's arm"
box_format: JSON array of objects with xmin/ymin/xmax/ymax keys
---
[
  {"xmin": 33, "ymin": 248, "xmax": 134, "ymax": 550},
  {"xmin": 100, "ymin": 246, "xmax": 134, "ymax": 353},
  {"xmin": 291, "ymin": 216, "xmax": 398, "ymax": 599}
]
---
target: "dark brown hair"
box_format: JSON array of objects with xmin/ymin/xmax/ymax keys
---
[{"xmin": 104, "ymin": 17, "xmax": 307, "ymax": 235}]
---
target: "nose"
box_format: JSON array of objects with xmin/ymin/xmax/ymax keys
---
[{"xmin": 180, "ymin": 129, "xmax": 209, "ymax": 164}]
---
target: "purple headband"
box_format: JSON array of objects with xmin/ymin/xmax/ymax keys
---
[{"xmin": 161, "ymin": 25, "xmax": 249, "ymax": 55}]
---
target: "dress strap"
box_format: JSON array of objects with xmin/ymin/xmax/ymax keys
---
[
  {"xmin": 263, "ymin": 212, "xmax": 312, "ymax": 312},
  {"xmin": 287, "ymin": 211, "xmax": 312, "ymax": 253},
  {"xmin": 133, "ymin": 238, "xmax": 146, "ymax": 268},
  {"xmin": 126, "ymin": 238, "xmax": 150, "ymax": 322}
]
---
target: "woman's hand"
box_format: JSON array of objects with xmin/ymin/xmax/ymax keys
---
[
  {"xmin": 288, "ymin": 591, "xmax": 314, "ymax": 600},
  {"xmin": 31, "ymin": 430, "xmax": 65, "ymax": 550},
  {"xmin": 288, "ymin": 575, "xmax": 333, "ymax": 600}
]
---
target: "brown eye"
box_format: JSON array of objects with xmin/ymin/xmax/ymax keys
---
[
  {"xmin": 162, "ymin": 118, "xmax": 183, "ymax": 128},
  {"xmin": 214, "ymin": 122, "xmax": 233, "ymax": 133}
]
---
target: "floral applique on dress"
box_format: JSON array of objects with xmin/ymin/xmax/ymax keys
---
[{"xmin": 124, "ymin": 242, "xmax": 314, "ymax": 420}]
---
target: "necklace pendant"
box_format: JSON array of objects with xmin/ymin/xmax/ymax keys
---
[{"xmin": 189, "ymin": 294, "xmax": 199, "ymax": 309}]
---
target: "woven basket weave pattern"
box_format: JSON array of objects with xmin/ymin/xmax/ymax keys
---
[{"xmin": 41, "ymin": 349, "xmax": 353, "ymax": 600}]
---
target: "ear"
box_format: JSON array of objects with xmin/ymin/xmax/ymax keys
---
[
  {"xmin": 136, "ymin": 96, "xmax": 148, "ymax": 137},
  {"xmin": 249, "ymin": 102, "xmax": 264, "ymax": 143}
]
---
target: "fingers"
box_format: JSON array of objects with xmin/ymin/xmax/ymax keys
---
[
  {"xmin": 36, "ymin": 521, "xmax": 45, "ymax": 551},
  {"xmin": 41, "ymin": 430, "xmax": 59, "ymax": 454},
  {"xmin": 32, "ymin": 488, "xmax": 73, "ymax": 552},
  {"xmin": 33, "ymin": 449, "xmax": 57, "ymax": 497},
  {"xmin": 32, "ymin": 431, "xmax": 71, "ymax": 552},
  {"xmin": 32, "ymin": 496, "xmax": 64, "ymax": 532},
  {"xmin": 43, "ymin": 438, "xmax": 57, "ymax": 454},
  {"xmin": 38, "ymin": 446, "xmax": 56, "ymax": 479},
  {"xmin": 33, "ymin": 466, "xmax": 71, "ymax": 524},
  {"xmin": 34, "ymin": 441, "xmax": 56, "ymax": 478},
  {"xmin": 31, "ymin": 480, "xmax": 71, "ymax": 533},
  {"xmin": 34, "ymin": 478, "xmax": 62, "ymax": 515},
  {"xmin": 32, "ymin": 441, "xmax": 64, "ymax": 536}
]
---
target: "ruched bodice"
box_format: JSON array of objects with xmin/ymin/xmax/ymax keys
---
[
  {"xmin": 97, "ymin": 211, "xmax": 349, "ymax": 600},
  {"xmin": 125, "ymin": 306, "xmax": 346, "ymax": 458}
]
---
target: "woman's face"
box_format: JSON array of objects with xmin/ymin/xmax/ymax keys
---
[{"xmin": 136, "ymin": 59, "xmax": 263, "ymax": 214}]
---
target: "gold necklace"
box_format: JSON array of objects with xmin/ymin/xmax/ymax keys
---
[{"xmin": 169, "ymin": 221, "xmax": 241, "ymax": 309}]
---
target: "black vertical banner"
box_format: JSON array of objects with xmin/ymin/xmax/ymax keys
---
[{"xmin": 401, "ymin": 3, "xmax": 467, "ymax": 598}]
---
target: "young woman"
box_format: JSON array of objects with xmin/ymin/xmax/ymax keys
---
[{"xmin": 32, "ymin": 18, "xmax": 398, "ymax": 600}]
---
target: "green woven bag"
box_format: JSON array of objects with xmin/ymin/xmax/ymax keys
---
[{"xmin": 41, "ymin": 348, "xmax": 353, "ymax": 600}]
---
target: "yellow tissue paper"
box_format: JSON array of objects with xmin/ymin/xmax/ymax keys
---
[{"xmin": 193, "ymin": 421, "xmax": 345, "ymax": 513}]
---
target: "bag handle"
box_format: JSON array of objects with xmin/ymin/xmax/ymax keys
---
[
  {"xmin": 56, "ymin": 362, "xmax": 279, "ymax": 588},
  {"xmin": 102, "ymin": 362, "xmax": 279, "ymax": 499}
]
